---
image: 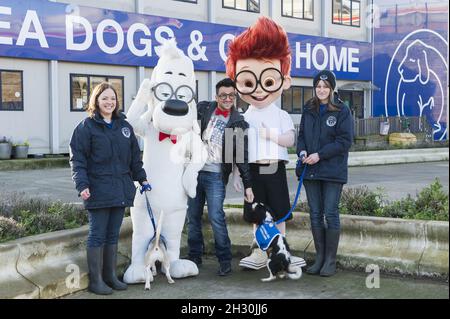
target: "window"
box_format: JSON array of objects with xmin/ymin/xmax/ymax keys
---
[
  {"xmin": 282, "ymin": 0, "xmax": 314, "ymax": 20},
  {"xmin": 173, "ymin": 0, "xmax": 197, "ymax": 3},
  {"xmin": 281, "ymin": 86, "xmax": 313, "ymax": 114},
  {"xmin": 333, "ymin": 0, "xmax": 360, "ymax": 27},
  {"xmin": 223, "ymin": 0, "xmax": 260, "ymax": 13},
  {"xmin": 338, "ymin": 90, "xmax": 364, "ymax": 119},
  {"xmin": 0, "ymin": 70, "xmax": 23, "ymax": 111},
  {"xmin": 70, "ymin": 74, "xmax": 124, "ymax": 112}
]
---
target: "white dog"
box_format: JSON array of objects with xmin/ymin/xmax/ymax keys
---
[
  {"xmin": 144, "ymin": 210, "xmax": 174, "ymax": 290},
  {"xmin": 124, "ymin": 39, "xmax": 207, "ymax": 283}
]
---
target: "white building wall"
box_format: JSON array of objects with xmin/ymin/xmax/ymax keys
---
[
  {"xmin": 214, "ymin": 0, "xmax": 270, "ymax": 27},
  {"xmin": 0, "ymin": 57, "xmax": 50, "ymax": 154},
  {"xmin": 326, "ymin": 1, "xmax": 369, "ymax": 41},
  {"xmin": 52, "ymin": 0, "xmax": 136, "ymax": 13},
  {"xmin": 272, "ymin": 0, "xmax": 321, "ymax": 36},
  {"xmin": 57, "ymin": 62, "xmax": 138, "ymax": 153}
]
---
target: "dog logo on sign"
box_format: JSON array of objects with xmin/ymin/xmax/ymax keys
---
[
  {"xmin": 122, "ymin": 127, "xmax": 131, "ymax": 138},
  {"xmin": 384, "ymin": 29, "xmax": 448, "ymax": 141},
  {"xmin": 326, "ymin": 116, "xmax": 337, "ymax": 127}
]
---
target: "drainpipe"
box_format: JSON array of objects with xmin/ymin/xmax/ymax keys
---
[{"xmin": 207, "ymin": 0, "xmax": 216, "ymax": 101}]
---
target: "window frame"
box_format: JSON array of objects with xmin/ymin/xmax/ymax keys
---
[
  {"xmin": 338, "ymin": 89, "xmax": 364, "ymax": 119},
  {"xmin": 281, "ymin": 0, "xmax": 314, "ymax": 21},
  {"xmin": 0, "ymin": 69, "xmax": 24, "ymax": 112},
  {"xmin": 173, "ymin": 0, "xmax": 197, "ymax": 3},
  {"xmin": 281, "ymin": 85, "xmax": 313, "ymax": 114},
  {"xmin": 222, "ymin": 0, "xmax": 260, "ymax": 13},
  {"xmin": 69, "ymin": 73, "xmax": 125, "ymax": 113},
  {"xmin": 332, "ymin": 0, "xmax": 361, "ymax": 28}
]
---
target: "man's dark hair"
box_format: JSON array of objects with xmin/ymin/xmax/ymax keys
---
[{"xmin": 216, "ymin": 78, "xmax": 235, "ymax": 94}]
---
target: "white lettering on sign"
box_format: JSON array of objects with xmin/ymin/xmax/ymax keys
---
[
  {"xmin": 16, "ymin": 10, "xmax": 48, "ymax": 48},
  {"xmin": 312, "ymin": 43, "xmax": 328, "ymax": 70},
  {"xmin": 0, "ymin": 6, "xmax": 12, "ymax": 45},
  {"xmin": 348, "ymin": 47, "xmax": 359, "ymax": 72},
  {"xmin": 96, "ymin": 19, "xmax": 124, "ymax": 54},
  {"xmin": 219, "ymin": 33, "xmax": 235, "ymax": 62},
  {"xmin": 295, "ymin": 42, "xmax": 359, "ymax": 73},
  {"xmin": 66, "ymin": 14, "xmax": 93, "ymax": 51},
  {"xmin": 330, "ymin": 46, "xmax": 347, "ymax": 72},
  {"xmin": 154, "ymin": 25, "xmax": 175, "ymax": 57},
  {"xmin": 127, "ymin": 23, "xmax": 152, "ymax": 57}
]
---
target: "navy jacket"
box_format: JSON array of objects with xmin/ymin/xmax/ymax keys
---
[
  {"xmin": 69, "ymin": 112, "xmax": 147, "ymax": 209},
  {"xmin": 296, "ymin": 99, "xmax": 353, "ymax": 184},
  {"xmin": 197, "ymin": 101, "xmax": 252, "ymax": 189}
]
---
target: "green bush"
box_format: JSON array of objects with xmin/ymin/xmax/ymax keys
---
[
  {"xmin": 340, "ymin": 186, "xmax": 384, "ymax": 216},
  {"xmin": 339, "ymin": 180, "xmax": 448, "ymax": 221},
  {"xmin": 0, "ymin": 216, "xmax": 25, "ymax": 242},
  {"xmin": 0, "ymin": 192, "xmax": 88, "ymax": 243},
  {"xmin": 382, "ymin": 179, "xmax": 449, "ymax": 221}
]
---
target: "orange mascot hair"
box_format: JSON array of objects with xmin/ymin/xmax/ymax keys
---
[{"xmin": 226, "ymin": 17, "xmax": 291, "ymax": 80}]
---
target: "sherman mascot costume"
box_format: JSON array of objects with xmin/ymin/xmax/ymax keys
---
[
  {"xmin": 124, "ymin": 39, "xmax": 207, "ymax": 283},
  {"xmin": 226, "ymin": 17, "xmax": 306, "ymax": 271}
]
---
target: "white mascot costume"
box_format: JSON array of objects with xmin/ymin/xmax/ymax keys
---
[{"xmin": 124, "ymin": 39, "xmax": 207, "ymax": 283}]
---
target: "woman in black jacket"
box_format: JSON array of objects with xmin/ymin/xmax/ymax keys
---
[
  {"xmin": 296, "ymin": 70, "xmax": 353, "ymax": 277},
  {"xmin": 69, "ymin": 82, "xmax": 150, "ymax": 295}
]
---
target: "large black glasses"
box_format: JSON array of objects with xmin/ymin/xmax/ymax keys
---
[
  {"xmin": 234, "ymin": 68, "xmax": 284, "ymax": 95},
  {"xmin": 152, "ymin": 82, "xmax": 195, "ymax": 104},
  {"xmin": 217, "ymin": 93, "xmax": 237, "ymax": 101}
]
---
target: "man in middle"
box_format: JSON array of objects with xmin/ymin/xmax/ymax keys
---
[{"xmin": 186, "ymin": 78, "xmax": 254, "ymax": 276}]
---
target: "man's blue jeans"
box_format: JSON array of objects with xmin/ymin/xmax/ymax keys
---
[
  {"xmin": 303, "ymin": 180, "xmax": 343, "ymax": 230},
  {"xmin": 87, "ymin": 207, "xmax": 125, "ymax": 248},
  {"xmin": 187, "ymin": 171, "xmax": 232, "ymax": 264}
]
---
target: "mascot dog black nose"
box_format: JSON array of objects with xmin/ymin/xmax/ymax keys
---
[{"xmin": 162, "ymin": 99, "xmax": 189, "ymax": 116}]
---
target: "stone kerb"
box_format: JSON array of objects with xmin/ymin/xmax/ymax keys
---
[{"xmin": 0, "ymin": 218, "xmax": 133, "ymax": 299}]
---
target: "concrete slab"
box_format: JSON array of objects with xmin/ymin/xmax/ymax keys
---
[{"xmin": 63, "ymin": 257, "xmax": 449, "ymax": 299}]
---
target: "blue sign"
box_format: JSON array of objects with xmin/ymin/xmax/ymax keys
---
[
  {"xmin": 0, "ymin": 0, "xmax": 371, "ymax": 80},
  {"xmin": 373, "ymin": 1, "xmax": 448, "ymax": 140}
]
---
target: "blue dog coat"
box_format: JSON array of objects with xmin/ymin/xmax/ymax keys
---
[{"xmin": 255, "ymin": 216, "xmax": 281, "ymax": 251}]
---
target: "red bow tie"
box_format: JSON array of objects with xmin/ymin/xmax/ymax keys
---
[
  {"xmin": 158, "ymin": 132, "xmax": 177, "ymax": 144},
  {"xmin": 215, "ymin": 107, "xmax": 230, "ymax": 118}
]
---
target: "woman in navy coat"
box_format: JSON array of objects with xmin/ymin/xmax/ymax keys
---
[
  {"xmin": 296, "ymin": 70, "xmax": 353, "ymax": 277},
  {"xmin": 70, "ymin": 82, "xmax": 150, "ymax": 295}
]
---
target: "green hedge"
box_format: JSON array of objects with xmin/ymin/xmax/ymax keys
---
[{"xmin": 339, "ymin": 179, "xmax": 448, "ymax": 221}]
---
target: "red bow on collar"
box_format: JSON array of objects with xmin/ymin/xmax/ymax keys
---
[
  {"xmin": 215, "ymin": 107, "xmax": 230, "ymax": 118},
  {"xmin": 158, "ymin": 132, "xmax": 177, "ymax": 144}
]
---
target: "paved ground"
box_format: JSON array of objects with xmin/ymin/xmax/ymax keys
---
[
  {"xmin": 0, "ymin": 161, "xmax": 448, "ymax": 205},
  {"xmin": 64, "ymin": 257, "xmax": 448, "ymax": 300}
]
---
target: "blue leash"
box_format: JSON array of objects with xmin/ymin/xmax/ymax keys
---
[
  {"xmin": 254, "ymin": 161, "xmax": 307, "ymax": 250},
  {"xmin": 142, "ymin": 191, "xmax": 168, "ymax": 250},
  {"xmin": 275, "ymin": 161, "xmax": 307, "ymax": 225}
]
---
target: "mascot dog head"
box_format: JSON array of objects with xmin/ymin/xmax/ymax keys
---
[{"xmin": 147, "ymin": 39, "xmax": 199, "ymax": 135}]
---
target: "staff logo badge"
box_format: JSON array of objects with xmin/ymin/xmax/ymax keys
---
[
  {"xmin": 122, "ymin": 127, "xmax": 131, "ymax": 138},
  {"xmin": 326, "ymin": 116, "xmax": 337, "ymax": 127}
]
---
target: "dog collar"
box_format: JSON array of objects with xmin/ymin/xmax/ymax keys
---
[
  {"xmin": 158, "ymin": 132, "xmax": 177, "ymax": 144},
  {"xmin": 255, "ymin": 221, "xmax": 281, "ymax": 251}
]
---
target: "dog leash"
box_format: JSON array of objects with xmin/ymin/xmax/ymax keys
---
[
  {"xmin": 275, "ymin": 161, "xmax": 307, "ymax": 225},
  {"xmin": 142, "ymin": 191, "xmax": 168, "ymax": 250},
  {"xmin": 255, "ymin": 162, "xmax": 307, "ymax": 250}
]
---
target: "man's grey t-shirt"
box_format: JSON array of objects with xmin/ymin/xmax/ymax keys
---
[{"xmin": 201, "ymin": 113, "xmax": 230, "ymax": 173}]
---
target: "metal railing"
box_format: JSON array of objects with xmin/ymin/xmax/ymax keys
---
[{"xmin": 293, "ymin": 116, "xmax": 433, "ymax": 144}]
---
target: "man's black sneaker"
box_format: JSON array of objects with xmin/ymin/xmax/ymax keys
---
[
  {"xmin": 185, "ymin": 255, "xmax": 202, "ymax": 266},
  {"xmin": 217, "ymin": 263, "xmax": 232, "ymax": 276}
]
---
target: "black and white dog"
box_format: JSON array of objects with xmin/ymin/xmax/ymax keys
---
[{"xmin": 245, "ymin": 202, "xmax": 302, "ymax": 282}]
